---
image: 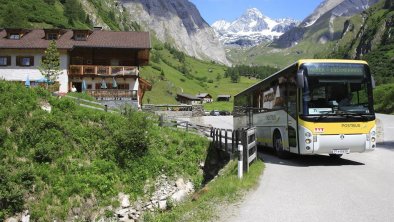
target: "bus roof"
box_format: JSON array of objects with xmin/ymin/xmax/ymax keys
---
[
  {"xmin": 298, "ymin": 59, "xmax": 368, "ymax": 66},
  {"xmin": 234, "ymin": 59, "xmax": 369, "ymax": 98}
]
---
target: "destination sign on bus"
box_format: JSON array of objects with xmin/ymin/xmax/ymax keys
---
[{"xmin": 304, "ymin": 63, "xmax": 365, "ymax": 76}]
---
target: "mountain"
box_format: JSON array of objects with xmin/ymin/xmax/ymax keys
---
[
  {"xmin": 276, "ymin": 0, "xmax": 380, "ymax": 47},
  {"xmin": 323, "ymin": 0, "xmax": 394, "ymax": 84},
  {"xmin": 120, "ymin": 0, "xmax": 230, "ymax": 65},
  {"xmin": 211, "ymin": 8, "xmax": 299, "ymax": 47}
]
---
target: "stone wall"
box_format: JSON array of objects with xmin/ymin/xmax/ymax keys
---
[
  {"xmin": 98, "ymin": 100, "xmax": 138, "ymax": 110},
  {"xmin": 192, "ymin": 105, "xmax": 204, "ymax": 117},
  {"xmin": 155, "ymin": 111, "xmax": 193, "ymax": 118}
]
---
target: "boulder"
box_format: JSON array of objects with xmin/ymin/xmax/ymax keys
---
[{"xmin": 171, "ymin": 189, "xmax": 188, "ymax": 203}]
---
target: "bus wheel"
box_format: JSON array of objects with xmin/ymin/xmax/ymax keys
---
[
  {"xmin": 274, "ymin": 132, "xmax": 287, "ymax": 158},
  {"xmin": 329, "ymin": 154, "xmax": 343, "ymax": 159}
]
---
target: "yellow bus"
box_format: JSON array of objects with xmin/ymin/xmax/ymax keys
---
[{"xmin": 234, "ymin": 59, "xmax": 376, "ymax": 158}]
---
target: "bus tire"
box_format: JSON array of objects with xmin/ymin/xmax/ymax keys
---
[
  {"xmin": 273, "ymin": 132, "xmax": 288, "ymax": 158},
  {"xmin": 329, "ymin": 154, "xmax": 343, "ymax": 159}
]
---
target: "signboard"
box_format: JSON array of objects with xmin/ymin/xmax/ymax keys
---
[{"xmin": 304, "ymin": 63, "xmax": 365, "ymax": 76}]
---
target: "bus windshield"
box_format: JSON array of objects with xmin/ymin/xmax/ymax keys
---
[{"xmin": 302, "ymin": 63, "xmax": 374, "ymax": 116}]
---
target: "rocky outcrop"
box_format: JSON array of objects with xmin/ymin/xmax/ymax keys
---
[
  {"xmin": 114, "ymin": 175, "xmax": 194, "ymax": 221},
  {"xmin": 120, "ymin": 0, "xmax": 230, "ymax": 65}
]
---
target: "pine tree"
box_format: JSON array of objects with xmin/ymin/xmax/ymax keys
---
[
  {"xmin": 2, "ymin": 3, "xmax": 30, "ymax": 28},
  {"xmin": 39, "ymin": 41, "xmax": 62, "ymax": 88}
]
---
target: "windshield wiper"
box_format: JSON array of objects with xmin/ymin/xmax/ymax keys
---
[
  {"xmin": 337, "ymin": 112, "xmax": 368, "ymax": 120},
  {"xmin": 313, "ymin": 114, "xmax": 335, "ymax": 121}
]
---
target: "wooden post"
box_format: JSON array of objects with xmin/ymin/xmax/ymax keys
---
[
  {"xmin": 104, "ymin": 105, "xmax": 108, "ymax": 112},
  {"xmin": 219, "ymin": 129, "xmax": 223, "ymax": 150},
  {"xmin": 242, "ymin": 130, "xmax": 249, "ymax": 173},
  {"xmin": 225, "ymin": 130, "xmax": 228, "ymax": 153},
  {"xmin": 232, "ymin": 130, "xmax": 235, "ymax": 154},
  {"xmin": 186, "ymin": 122, "xmax": 189, "ymax": 131}
]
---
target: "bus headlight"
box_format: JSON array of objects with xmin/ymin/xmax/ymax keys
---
[
  {"xmin": 305, "ymin": 139, "xmax": 311, "ymax": 144},
  {"xmin": 371, "ymin": 137, "xmax": 376, "ymax": 143},
  {"xmin": 305, "ymin": 132, "xmax": 312, "ymax": 137},
  {"xmin": 371, "ymin": 131, "xmax": 376, "ymax": 136}
]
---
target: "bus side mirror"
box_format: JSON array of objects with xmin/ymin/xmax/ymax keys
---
[
  {"xmin": 297, "ymin": 70, "xmax": 304, "ymax": 88},
  {"xmin": 371, "ymin": 76, "xmax": 376, "ymax": 89}
]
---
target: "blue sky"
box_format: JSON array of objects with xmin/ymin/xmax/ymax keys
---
[{"xmin": 190, "ymin": 0, "xmax": 323, "ymax": 24}]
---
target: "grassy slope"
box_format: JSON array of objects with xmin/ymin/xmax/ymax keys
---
[
  {"xmin": 140, "ymin": 40, "xmax": 258, "ymax": 110},
  {"xmin": 0, "ymin": 81, "xmax": 209, "ymax": 221}
]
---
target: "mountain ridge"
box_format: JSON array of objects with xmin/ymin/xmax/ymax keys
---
[
  {"xmin": 211, "ymin": 8, "xmax": 299, "ymax": 47},
  {"xmin": 120, "ymin": 0, "xmax": 230, "ymax": 65},
  {"xmin": 276, "ymin": 0, "xmax": 380, "ymax": 47}
]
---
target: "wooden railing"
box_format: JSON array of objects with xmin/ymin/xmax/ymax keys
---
[
  {"xmin": 86, "ymin": 89, "xmax": 137, "ymax": 100},
  {"xmin": 69, "ymin": 65, "xmax": 138, "ymax": 76},
  {"xmin": 211, "ymin": 127, "xmax": 257, "ymax": 173}
]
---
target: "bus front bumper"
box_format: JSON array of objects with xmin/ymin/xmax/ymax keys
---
[{"xmin": 314, "ymin": 134, "xmax": 375, "ymax": 154}]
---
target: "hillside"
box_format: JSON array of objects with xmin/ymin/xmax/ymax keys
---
[
  {"xmin": 139, "ymin": 38, "xmax": 260, "ymax": 108},
  {"xmin": 323, "ymin": 0, "xmax": 394, "ymax": 84},
  {"xmin": 0, "ymin": 0, "xmax": 139, "ymax": 31},
  {"xmin": 0, "ymin": 81, "xmax": 209, "ymax": 221}
]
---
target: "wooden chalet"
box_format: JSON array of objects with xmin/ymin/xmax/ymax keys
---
[
  {"xmin": 176, "ymin": 93, "xmax": 202, "ymax": 105},
  {"xmin": 0, "ymin": 28, "xmax": 152, "ymax": 108}
]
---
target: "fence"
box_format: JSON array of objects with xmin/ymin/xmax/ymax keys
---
[
  {"xmin": 65, "ymin": 95, "xmax": 119, "ymax": 113},
  {"xmin": 210, "ymin": 127, "xmax": 257, "ymax": 174},
  {"xmin": 158, "ymin": 115, "xmax": 212, "ymax": 136}
]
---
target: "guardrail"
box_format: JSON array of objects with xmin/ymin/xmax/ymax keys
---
[
  {"xmin": 65, "ymin": 95, "xmax": 119, "ymax": 113},
  {"xmin": 158, "ymin": 115, "xmax": 212, "ymax": 136},
  {"xmin": 210, "ymin": 127, "xmax": 257, "ymax": 175}
]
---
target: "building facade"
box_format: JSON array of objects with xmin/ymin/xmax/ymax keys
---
[{"xmin": 0, "ymin": 28, "xmax": 152, "ymax": 107}]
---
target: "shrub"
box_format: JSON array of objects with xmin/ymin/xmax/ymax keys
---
[{"xmin": 374, "ymin": 83, "xmax": 394, "ymax": 114}]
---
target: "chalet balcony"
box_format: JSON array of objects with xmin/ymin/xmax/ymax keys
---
[
  {"xmin": 86, "ymin": 89, "xmax": 138, "ymax": 100},
  {"xmin": 69, "ymin": 65, "xmax": 138, "ymax": 76}
]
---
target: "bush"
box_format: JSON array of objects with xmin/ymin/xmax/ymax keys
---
[
  {"xmin": 374, "ymin": 83, "xmax": 394, "ymax": 114},
  {"xmin": 0, "ymin": 81, "xmax": 209, "ymax": 220}
]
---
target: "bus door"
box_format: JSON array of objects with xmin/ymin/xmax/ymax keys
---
[{"xmin": 287, "ymin": 76, "xmax": 298, "ymax": 152}]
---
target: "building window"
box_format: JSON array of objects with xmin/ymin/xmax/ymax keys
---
[
  {"xmin": 74, "ymin": 33, "xmax": 87, "ymax": 41},
  {"xmin": 47, "ymin": 33, "xmax": 58, "ymax": 40},
  {"xmin": 16, "ymin": 56, "xmax": 34, "ymax": 67},
  {"xmin": 0, "ymin": 56, "xmax": 11, "ymax": 66},
  {"xmin": 9, "ymin": 33, "xmax": 20, "ymax": 40}
]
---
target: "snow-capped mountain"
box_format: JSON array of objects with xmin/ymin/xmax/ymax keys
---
[{"xmin": 211, "ymin": 8, "xmax": 299, "ymax": 47}]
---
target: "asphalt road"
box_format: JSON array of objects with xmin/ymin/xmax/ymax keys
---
[{"xmin": 218, "ymin": 114, "xmax": 394, "ymax": 222}]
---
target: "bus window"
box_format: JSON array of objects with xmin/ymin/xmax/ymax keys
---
[{"xmin": 287, "ymin": 76, "xmax": 297, "ymax": 119}]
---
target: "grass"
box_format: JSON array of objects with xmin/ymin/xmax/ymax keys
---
[
  {"xmin": 144, "ymin": 160, "xmax": 264, "ymax": 222},
  {"xmin": 0, "ymin": 81, "xmax": 210, "ymax": 221},
  {"xmin": 203, "ymin": 101, "xmax": 234, "ymax": 112}
]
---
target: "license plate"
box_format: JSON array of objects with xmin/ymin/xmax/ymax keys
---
[{"xmin": 332, "ymin": 149, "xmax": 350, "ymax": 154}]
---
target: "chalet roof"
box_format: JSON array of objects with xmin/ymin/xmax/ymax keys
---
[
  {"xmin": 177, "ymin": 93, "xmax": 201, "ymax": 101},
  {"xmin": 0, "ymin": 29, "xmax": 151, "ymax": 50},
  {"xmin": 217, "ymin": 95, "xmax": 231, "ymax": 98},
  {"xmin": 196, "ymin": 93, "xmax": 212, "ymax": 98}
]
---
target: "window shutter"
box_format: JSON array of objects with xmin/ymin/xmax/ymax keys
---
[
  {"xmin": 7, "ymin": 56, "xmax": 11, "ymax": 66},
  {"xmin": 16, "ymin": 56, "xmax": 21, "ymax": 66},
  {"xmin": 30, "ymin": 56, "xmax": 34, "ymax": 66}
]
